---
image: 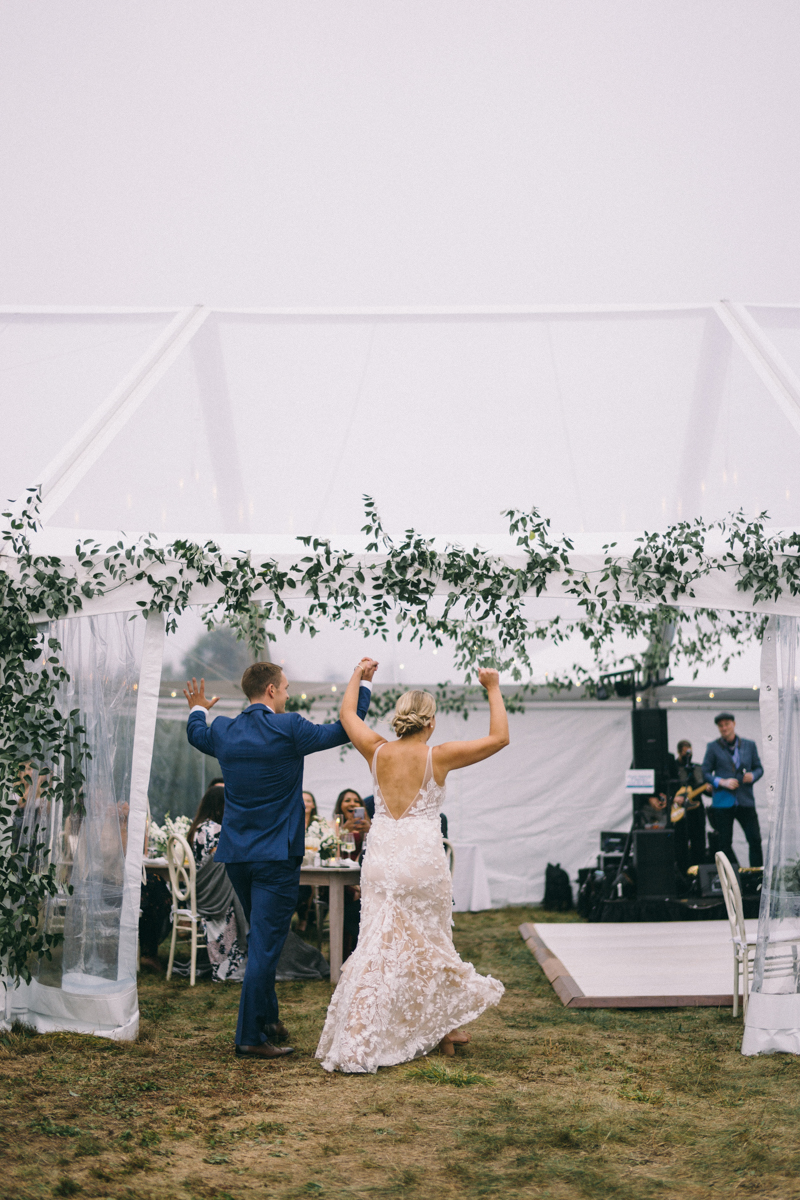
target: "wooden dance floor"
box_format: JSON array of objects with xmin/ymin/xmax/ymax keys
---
[{"xmin": 519, "ymin": 919, "xmax": 758, "ymax": 1008}]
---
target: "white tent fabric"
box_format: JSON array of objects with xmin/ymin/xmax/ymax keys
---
[
  {"xmin": 3, "ymin": 303, "xmax": 800, "ymax": 542},
  {"xmin": 2, "ymin": 303, "xmax": 798, "ymax": 1040}
]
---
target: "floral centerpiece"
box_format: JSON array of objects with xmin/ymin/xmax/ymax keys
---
[
  {"xmin": 305, "ymin": 816, "xmax": 337, "ymax": 860},
  {"xmin": 148, "ymin": 812, "xmax": 192, "ymax": 857}
]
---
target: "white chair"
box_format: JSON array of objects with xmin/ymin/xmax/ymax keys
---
[
  {"xmin": 166, "ymin": 832, "xmax": 207, "ymax": 986},
  {"xmin": 715, "ymin": 852, "xmax": 757, "ymax": 1018},
  {"xmin": 443, "ymin": 838, "xmax": 455, "ymax": 875}
]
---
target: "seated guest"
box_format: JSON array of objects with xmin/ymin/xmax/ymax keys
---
[
  {"xmin": 334, "ymin": 788, "xmax": 369, "ymax": 961},
  {"xmin": 297, "ymin": 790, "xmax": 319, "ymax": 931},
  {"xmin": 186, "ymin": 783, "xmax": 248, "ymax": 982},
  {"xmin": 636, "ymin": 793, "xmax": 669, "ymax": 830},
  {"xmin": 139, "ymin": 874, "xmax": 171, "ymax": 973}
]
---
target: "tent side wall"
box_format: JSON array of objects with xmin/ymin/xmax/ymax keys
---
[{"xmin": 5, "ymin": 612, "xmax": 164, "ymax": 1041}]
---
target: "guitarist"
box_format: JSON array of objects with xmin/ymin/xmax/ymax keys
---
[
  {"xmin": 671, "ymin": 740, "xmax": 711, "ymax": 871},
  {"xmin": 702, "ymin": 712, "xmax": 764, "ymax": 868}
]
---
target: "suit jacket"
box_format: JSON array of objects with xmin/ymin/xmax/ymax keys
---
[
  {"xmin": 187, "ymin": 685, "xmax": 372, "ymax": 862},
  {"xmin": 702, "ymin": 736, "xmax": 763, "ymax": 809}
]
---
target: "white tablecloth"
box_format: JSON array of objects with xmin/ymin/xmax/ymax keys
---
[{"xmin": 450, "ymin": 842, "xmax": 492, "ymax": 911}]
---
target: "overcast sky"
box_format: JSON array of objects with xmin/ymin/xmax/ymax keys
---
[{"xmin": 1, "ymin": 1, "xmax": 799, "ymax": 308}]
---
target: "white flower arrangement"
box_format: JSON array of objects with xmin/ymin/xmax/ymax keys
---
[
  {"xmin": 305, "ymin": 816, "xmax": 333, "ymax": 852},
  {"xmin": 302, "ymin": 816, "xmax": 335, "ymax": 854},
  {"xmin": 148, "ymin": 812, "xmax": 192, "ymax": 857}
]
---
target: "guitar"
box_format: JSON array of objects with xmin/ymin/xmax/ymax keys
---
[{"xmin": 670, "ymin": 782, "xmax": 709, "ymax": 824}]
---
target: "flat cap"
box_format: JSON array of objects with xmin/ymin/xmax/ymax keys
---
[{"xmin": 714, "ymin": 711, "xmax": 735, "ymax": 724}]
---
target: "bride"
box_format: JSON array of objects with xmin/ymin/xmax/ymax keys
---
[{"xmin": 316, "ymin": 663, "xmax": 509, "ymax": 1074}]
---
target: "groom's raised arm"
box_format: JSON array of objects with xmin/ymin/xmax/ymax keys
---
[
  {"xmin": 291, "ymin": 682, "xmax": 372, "ymax": 756},
  {"xmin": 187, "ymin": 708, "xmax": 216, "ymax": 757}
]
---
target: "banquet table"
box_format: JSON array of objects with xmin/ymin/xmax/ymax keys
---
[
  {"xmin": 145, "ymin": 858, "xmax": 359, "ymax": 984},
  {"xmin": 300, "ymin": 863, "xmax": 360, "ymax": 983},
  {"xmin": 450, "ymin": 843, "xmax": 492, "ymax": 912}
]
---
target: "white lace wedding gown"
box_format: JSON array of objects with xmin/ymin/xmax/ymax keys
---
[{"xmin": 316, "ymin": 744, "xmax": 504, "ymax": 1073}]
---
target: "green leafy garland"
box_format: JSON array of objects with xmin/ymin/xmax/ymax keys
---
[{"xmin": 2, "ymin": 489, "xmax": 798, "ymax": 983}]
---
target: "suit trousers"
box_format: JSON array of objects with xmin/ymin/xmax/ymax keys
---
[
  {"xmin": 707, "ymin": 806, "xmax": 763, "ymax": 869},
  {"xmin": 225, "ymin": 857, "xmax": 303, "ymax": 1046}
]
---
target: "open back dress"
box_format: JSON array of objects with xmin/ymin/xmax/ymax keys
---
[{"xmin": 315, "ymin": 743, "xmax": 504, "ymax": 1073}]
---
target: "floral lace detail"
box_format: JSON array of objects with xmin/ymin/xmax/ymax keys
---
[{"xmin": 315, "ymin": 746, "xmax": 504, "ymax": 1073}]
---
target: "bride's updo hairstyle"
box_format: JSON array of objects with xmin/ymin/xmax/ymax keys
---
[{"xmin": 390, "ymin": 690, "xmax": 437, "ymax": 738}]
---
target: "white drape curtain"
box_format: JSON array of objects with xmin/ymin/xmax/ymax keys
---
[
  {"xmin": 743, "ymin": 616, "xmax": 800, "ymax": 1054},
  {"xmin": 6, "ymin": 610, "xmax": 163, "ymax": 1041}
]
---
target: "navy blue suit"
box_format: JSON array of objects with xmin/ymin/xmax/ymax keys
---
[
  {"xmin": 187, "ymin": 685, "xmax": 371, "ymax": 1046},
  {"xmin": 702, "ymin": 734, "xmax": 764, "ymax": 867}
]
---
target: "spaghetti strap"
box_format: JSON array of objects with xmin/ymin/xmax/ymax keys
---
[
  {"xmin": 421, "ymin": 746, "xmax": 434, "ymax": 789},
  {"xmin": 371, "ymin": 742, "xmax": 384, "ymax": 788}
]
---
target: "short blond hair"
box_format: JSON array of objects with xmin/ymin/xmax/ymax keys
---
[{"xmin": 390, "ymin": 690, "xmax": 436, "ymax": 738}]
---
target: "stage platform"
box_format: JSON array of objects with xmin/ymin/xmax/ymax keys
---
[{"xmin": 519, "ymin": 918, "xmax": 758, "ymax": 1008}]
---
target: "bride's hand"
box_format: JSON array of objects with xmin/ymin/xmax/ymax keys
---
[
  {"xmin": 355, "ymin": 657, "xmax": 379, "ymax": 681},
  {"xmin": 478, "ymin": 667, "xmax": 500, "ymax": 690}
]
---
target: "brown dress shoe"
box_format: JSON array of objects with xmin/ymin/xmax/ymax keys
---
[
  {"xmin": 235, "ymin": 1042, "xmax": 294, "ymax": 1059},
  {"xmin": 263, "ymin": 1021, "xmax": 290, "ymax": 1042}
]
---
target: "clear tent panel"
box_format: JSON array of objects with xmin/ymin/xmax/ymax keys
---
[
  {"xmin": 40, "ymin": 308, "xmax": 800, "ymax": 539},
  {"xmin": 10, "ymin": 610, "xmax": 145, "ymax": 1037},
  {"xmin": 0, "ymin": 312, "xmax": 178, "ymax": 509}
]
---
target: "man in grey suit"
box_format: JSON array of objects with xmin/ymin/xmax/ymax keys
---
[{"xmin": 702, "ymin": 712, "xmax": 763, "ymax": 867}]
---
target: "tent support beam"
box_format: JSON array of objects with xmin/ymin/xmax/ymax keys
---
[
  {"xmin": 31, "ymin": 306, "xmax": 210, "ymax": 524},
  {"xmin": 714, "ymin": 301, "xmax": 800, "ymax": 443}
]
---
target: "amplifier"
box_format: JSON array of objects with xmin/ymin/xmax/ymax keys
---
[
  {"xmin": 634, "ymin": 830, "xmax": 675, "ymax": 898},
  {"xmin": 600, "ymin": 831, "xmax": 627, "ymax": 854}
]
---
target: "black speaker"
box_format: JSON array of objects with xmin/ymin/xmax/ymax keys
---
[
  {"xmin": 632, "ymin": 707, "xmax": 670, "ymax": 776},
  {"xmin": 634, "ymin": 830, "xmax": 675, "ymax": 898},
  {"xmin": 600, "ymin": 831, "xmax": 627, "ymax": 853}
]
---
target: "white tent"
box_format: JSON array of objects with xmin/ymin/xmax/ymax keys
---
[{"xmin": 3, "ymin": 301, "xmax": 800, "ymax": 1040}]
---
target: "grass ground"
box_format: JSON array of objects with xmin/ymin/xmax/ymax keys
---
[{"xmin": 3, "ymin": 907, "xmax": 800, "ymax": 1200}]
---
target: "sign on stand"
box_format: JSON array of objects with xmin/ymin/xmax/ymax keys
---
[{"xmin": 625, "ymin": 768, "xmax": 655, "ymax": 792}]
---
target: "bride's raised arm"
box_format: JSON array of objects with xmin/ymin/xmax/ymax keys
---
[
  {"xmin": 432, "ymin": 668, "xmax": 509, "ymax": 778},
  {"xmin": 340, "ymin": 658, "xmax": 386, "ymax": 766}
]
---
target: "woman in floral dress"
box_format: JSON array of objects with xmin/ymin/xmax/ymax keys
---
[{"xmin": 187, "ymin": 784, "xmax": 248, "ymax": 982}]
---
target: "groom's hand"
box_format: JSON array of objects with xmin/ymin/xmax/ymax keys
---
[
  {"xmin": 183, "ymin": 677, "xmax": 220, "ymax": 711},
  {"xmin": 358, "ymin": 658, "xmax": 379, "ymax": 682}
]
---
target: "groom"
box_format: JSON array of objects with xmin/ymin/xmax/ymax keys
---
[{"xmin": 185, "ymin": 658, "xmax": 377, "ymax": 1059}]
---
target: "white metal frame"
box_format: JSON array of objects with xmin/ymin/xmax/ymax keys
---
[{"xmin": 10, "ymin": 300, "xmax": 800, "ymax": 532}]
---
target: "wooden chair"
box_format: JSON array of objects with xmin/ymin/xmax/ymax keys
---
[
  {"xmin": 715, "ymin": 851, "xmax": 757, "ymax": 1018},
  {"xmin": 166, "ymin": 832, "xmax": 206, "ymax": 986},
  {"xmin": 443, "ymin": 838, "xmax": 455, "ymax": 875}
]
